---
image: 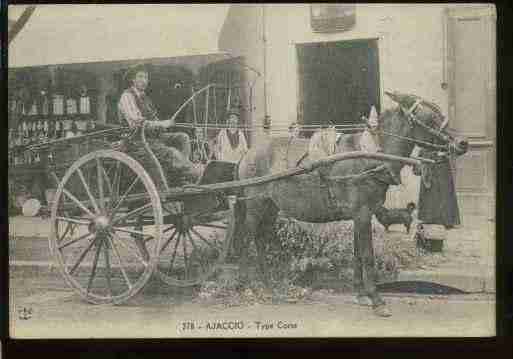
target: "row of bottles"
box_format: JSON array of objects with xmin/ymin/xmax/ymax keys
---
[
  {"xmin": 9, "ymin": 118, "xmax": 97, "ymax": 147},
  {"xmin": 9, "ymin": 91, "xmax": 92, "ymax": 118},
  {"xmin": 8, "ymin": 118, "xmax": 97, "ymax": 167}
]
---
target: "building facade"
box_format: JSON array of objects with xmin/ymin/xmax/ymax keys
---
[{"xmin": 218, "ymin": 4, "xmax": 496, "ymax": 218}]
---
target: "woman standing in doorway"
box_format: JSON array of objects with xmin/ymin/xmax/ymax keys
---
[
  {"xmin": 413, "ymin": 149, "xmax": 461, "ymax": 229},
  {"xmin": 214, "ymin": 108, "xmax": 248, "ymax": 163}
]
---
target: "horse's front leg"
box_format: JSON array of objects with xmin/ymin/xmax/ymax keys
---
[
  {"xmin": 354, "ymin": 205, "xmax": 391, "ymax": 317},
  {"xmin": 254, "ymin": 200, "xmax": 279, "ymax": 288}
]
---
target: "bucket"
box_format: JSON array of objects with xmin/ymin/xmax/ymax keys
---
[{"xmin": 416, "ymin": 224, "xmax": 446, "ymax": 252}]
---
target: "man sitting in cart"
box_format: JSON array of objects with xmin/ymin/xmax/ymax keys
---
[{"xmin": 117, "ymin": 63, "xmax": 202, "ymax": 186}]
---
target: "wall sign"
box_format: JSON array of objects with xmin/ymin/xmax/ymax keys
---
[{"xmin": 310, "ymin": 4, "xmax": 356, "ymax": 33}]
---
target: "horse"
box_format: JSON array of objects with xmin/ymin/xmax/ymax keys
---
[{"xmin": 233, "ymin": 91, "xmax": 468, "ymax": 317}]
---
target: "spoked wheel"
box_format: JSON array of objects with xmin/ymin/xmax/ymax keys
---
[
  {"xmin": 155, "ymin": 200, "xmax": 236, "ymax": 287},
  {"xmin": 49, "ymin": 150, "xmax": 163, "ymax": 305}
]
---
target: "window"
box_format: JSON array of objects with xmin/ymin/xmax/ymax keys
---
[{"xmin": 297, "ymin": 39, "xmax": 381, "ymax": 136}]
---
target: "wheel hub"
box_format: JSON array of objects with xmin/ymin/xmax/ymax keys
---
[{"xmin": 93, "ymin": 215, "xmax": 110, "ymax": 231}]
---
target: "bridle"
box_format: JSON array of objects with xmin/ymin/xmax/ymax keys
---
[{"xmin": 379, "ymin": 97, "xmax": 454, "ymax": 153}]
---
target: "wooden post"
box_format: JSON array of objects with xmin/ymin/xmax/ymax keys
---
[
  {"xmin": 191, "ymin": 85, "xmax": 197, "ymax": 126},
  {"xmin": 204, "ymin": 86, "xmax": 209, "ymax": 127}
]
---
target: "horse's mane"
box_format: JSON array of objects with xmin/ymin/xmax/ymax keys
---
[{"xmin": 381, "ymin": 95, "xmax": 445, "ymax": 128}]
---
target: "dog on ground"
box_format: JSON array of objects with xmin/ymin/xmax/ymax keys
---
[{"xmin": 374, "ymin": 202, "xmax": 416, "ymax": 233}]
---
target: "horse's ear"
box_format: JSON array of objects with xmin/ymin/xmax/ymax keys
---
[
  {"xmin": 385, "ymin": 91, "xmax": 415, "ymax": 109},
  {"xmin": 385, "ymin": 91, "xmax": 401, "ymax": 104}
]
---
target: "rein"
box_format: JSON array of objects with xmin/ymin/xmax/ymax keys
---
[{"xmin": 378, "ymin": 130, "xmax": 448, "ymax": 151}]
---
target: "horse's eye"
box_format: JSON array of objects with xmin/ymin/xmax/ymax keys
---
[{"xmin": 174, "ymin": 83, "xmax": 182, "ymax": 89}]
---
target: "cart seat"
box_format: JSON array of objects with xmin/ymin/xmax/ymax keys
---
[{"xmin": 197, "ymin": 160, "xmax": 238, "ymax": 185}]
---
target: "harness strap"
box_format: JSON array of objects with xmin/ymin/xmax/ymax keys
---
[
  {"xmin": 317, "ymin": 163, "xmax": 401, "ymax": 213},
  {"xmin": 396, "ymin": 101, "xmax": 452, "ymax": 149},
  {"xmin": 317, "ymin": 165, "xmax": 340, "ymax": 212},
  {"xmin": 405, "ymin": 99, "xmax": 422, "ymax": 118},
  {"xmin": 439, "ymin": 116, "xmax": 449, "ymax": 131}
]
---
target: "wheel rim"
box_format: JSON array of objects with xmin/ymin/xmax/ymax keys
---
[
  {"xmin": 49, "ymin": 150, "xmax": 163, "ymax": 305},
  {"xmin": 155, "ymin": 206, "xmax": 235, "ymax": 287}
]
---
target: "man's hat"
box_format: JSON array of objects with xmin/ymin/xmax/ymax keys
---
[
  {"xmin": 123, "ymin": 63, "xmax": 150, "ymax": 83},
  {"xmin": 227, "ymin": 107, "xmax": 240, "ymax": 118}
]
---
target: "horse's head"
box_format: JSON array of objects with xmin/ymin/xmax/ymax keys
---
[{"xmin": 383, "ymin": 91, "xmax": 468, "ymax": 157}]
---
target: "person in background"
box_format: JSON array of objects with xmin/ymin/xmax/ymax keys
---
[
  {"xmin": 288, "ymin": 122, "xmax": 300, "ymax": 139},
  {"xmin": 413, "ymin": 149, "xmax": 461, "ymax": 229},
  {"xmin": 307, "ymin": 124, "xmax": 338, "ymax": 161},
  {"xmin": 359, "ymin": 105, "xmax": 381, "ymax": 153},
  {"xmin": 214, "ymin": 108, "xmax": 248, "ymax": 163}
]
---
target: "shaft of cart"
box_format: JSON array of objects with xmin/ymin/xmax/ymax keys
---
[{"xmin": 45, "ymin": 151, "xmax": 435, "ymax": 214}]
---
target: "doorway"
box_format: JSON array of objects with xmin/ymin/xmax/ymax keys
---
[
  {"xmin": 296, "ymin": 39, "xmax": 380, "ymax": 135},
  {"xmin": 447, "ymin": 6, "xmax": 496, "ymax": 218}
]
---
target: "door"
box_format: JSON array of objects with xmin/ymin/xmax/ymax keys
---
[{"xmin": 447, "ymin": 5, "xmax": 496, "ymax": 219}]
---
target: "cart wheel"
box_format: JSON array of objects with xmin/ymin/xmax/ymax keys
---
[
  {"xmin": 49, "ymin": 150, "xmax": 163, "ymax": 305},
  {"xmin": 155, "ymin": 203, "xmax": 236, "ymax": 287}
]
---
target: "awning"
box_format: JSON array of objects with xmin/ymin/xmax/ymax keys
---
[{"xmin": 8, "ymin": 4, "xmax": 230, "ymax": 68}]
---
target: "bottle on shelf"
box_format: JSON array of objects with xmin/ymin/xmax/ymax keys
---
[
  {"xmin": 42, "ymin": 94, "xmax": 49, "ymax": 116},
  {"xmin": 66, "ymin": 120, "xmax": 77, "ymax": 138},
  {"xmin": 43, "ymin": 120, "xmax": 49, "ymax": 141},
  {"xmin": 29, "ymin": 102, "xmax": 38, "ymax": 116},
  {"xmin": 24, "ymin": 149, "xmax": 31, "ymax": 164},
  {"xmin": 22, "ymin": 120, "xmax": 29, "ymax": 145},
  {"xmin": 8, "ymin": 129, "xmax": 14, "ymax": 149},
  {"xmin": 16, "ymin": 124, "xmax": 23, "ymax": 146},
  {"xmin": 49, "ymin": 121, "xmax": 56, "ymax": 140},
  {"xmin": 37, "ymin": 120, "xmax": 44, "ymax": 142},
  {"xmin": 85, "ymin": 117, "xmax": 96, "ymax": 133},
  {"xmin": 53, "ymin": 94, "xmax": 64, "ymax": 116},
  {"xmin": 25, "ymin": 120, "xmax": 30, "ymax": 140},
  {"xmin": 79, "ymin": 86, "xmax": 90, "ymax": 115},
  {"xmin": 75, "ymin": 120, "xmax": 83, "ymax": 137},
  {"xmin": 55, "ymin": 120, "xmax": 61, "ymax": 139},
  {"xmin": 31, "ymin": 122, "xmax": 37, "ymax": 144},
  {"xmin": 55, "ymin": 120, "xmax": 64, "ymax": 139},
  {"xmin": 66, "ymin": 96, "xmax": 78, "ymax": 116}
]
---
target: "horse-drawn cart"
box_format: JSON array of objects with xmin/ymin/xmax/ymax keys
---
[
  {"xmin": 27, "ymin": 125, "xmax": 429, "ymax": 305},
  {"xmin": 20, "ymin": 91, "xmax": 467, "ymax": 313}
]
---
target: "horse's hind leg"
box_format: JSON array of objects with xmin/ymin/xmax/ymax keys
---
[{"xmin": 354, "ymin": 206, "xmax": 391, "ymax": 317}]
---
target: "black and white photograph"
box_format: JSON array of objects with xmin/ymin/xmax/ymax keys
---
[{"xmin": 8, "ymin": 4, "xmax": 496, "ymax": 338}]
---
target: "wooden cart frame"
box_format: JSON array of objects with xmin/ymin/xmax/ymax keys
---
[{"xmin": 26, "ymin": 121, "xmax": 432, "ymax": 305}]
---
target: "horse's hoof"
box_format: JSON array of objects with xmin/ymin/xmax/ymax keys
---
[
  {"xmin": 353, "ymin": 296, "xmax": 373, "ymax": 307},
  {"xmin": 373, "ymin": 305, "xmax": 392, "ymax": 317}
]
